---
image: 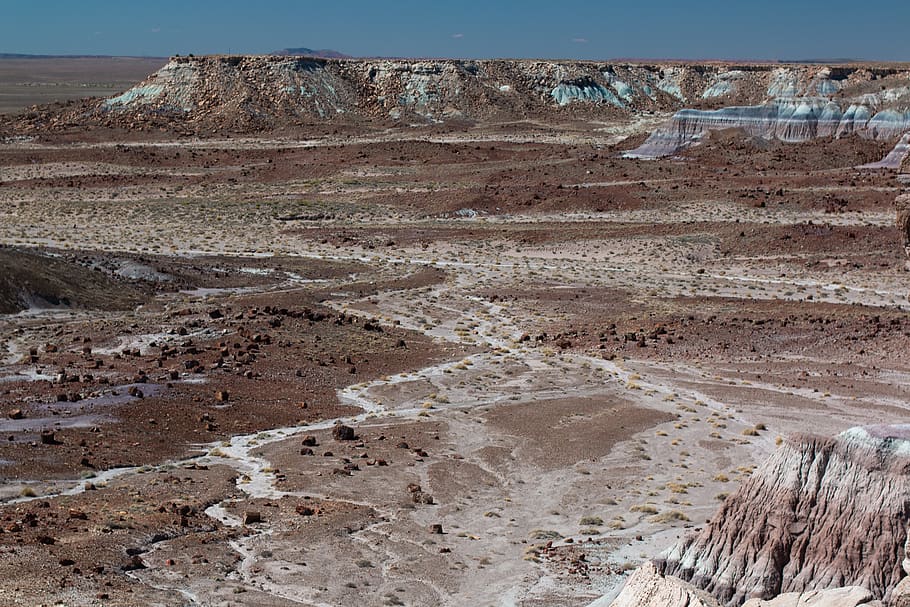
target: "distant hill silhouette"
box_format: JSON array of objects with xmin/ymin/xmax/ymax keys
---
[
  {"xmin": 272, "ymin": 47, "xmax": 350, "ymax": 59},
  {"xmin": 778, "ymin": 58, "xmax": 863, "ymax": 64}
]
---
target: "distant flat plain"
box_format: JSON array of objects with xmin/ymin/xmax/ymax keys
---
[{"xmin": 0, "ymin": 56, "xmax": 166, "ymax": 115}]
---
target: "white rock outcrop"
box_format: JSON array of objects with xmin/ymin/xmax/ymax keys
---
[
  {"xmin": 740, "ymin": 586, "xmax": 878, "ymax": 606},
  {"xmin": 606, "ymin": 561, "xmax": 722, "ymax": 607}
]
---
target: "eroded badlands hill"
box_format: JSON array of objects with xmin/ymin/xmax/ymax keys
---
[{"xmin": 609, "ymin": 425, "xmax": 910, "ymax": 607}]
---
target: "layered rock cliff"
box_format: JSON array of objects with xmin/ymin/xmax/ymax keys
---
[
  {"xmin": 654, "ymin": 426, "xmax": 910, "ymax": 605},
  {"xmin": 13, "ymin": 56, "xmax": 910, "ymax": 139},
  {"xmin": 625, "ymin": 67, "xmax": 910, "ymax": 159}
]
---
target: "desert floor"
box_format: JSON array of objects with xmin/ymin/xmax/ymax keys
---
[{"xmin": 0, "ymin": 119, "xmax": 908, "ymax": 606}]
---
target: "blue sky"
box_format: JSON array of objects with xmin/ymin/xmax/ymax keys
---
[{"xmin": 3, "ymin": 0, "xmax": 909, "ymax": 61}]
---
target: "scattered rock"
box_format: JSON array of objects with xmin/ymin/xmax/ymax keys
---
[
  {"xmin": 332, "ymin": 424, "xmax": 356, "ymax": 441},
  {"xmin": 122, "ymin": 555, "xmax": 146, "ymax": 571}
]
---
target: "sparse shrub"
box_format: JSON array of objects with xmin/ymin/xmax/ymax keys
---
[
  {"xmin": 649, "ymin": 510, "xmax": 689, "ymax": 523},
  {"xmin": 529, "ymin": 529, "xmax": 563, "ymax": 540}
]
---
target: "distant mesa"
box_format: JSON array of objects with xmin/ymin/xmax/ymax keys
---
[
  {"xmin": 7, "ymin": 55, "xmax": 910, "ymax": 172},
  {"xmin": 777, "ymin": 58, "xmax": 864, "ymax": 64},
  {"xmin": 271, "ymin": 47, "xmax": 351, "ymax": 59}
]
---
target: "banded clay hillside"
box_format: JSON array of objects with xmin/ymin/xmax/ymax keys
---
[
  {"xmin": 1, "ymin": 53, "xmax": 909, "ymax": 607},
  {"xmin": 609, "ymin": 424, "xmax": 910, "ymax": 606}
]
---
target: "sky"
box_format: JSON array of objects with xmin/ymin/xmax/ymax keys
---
[{"xmin": 2, "ymin": 0, "xmax": 909, "ymax": 62}]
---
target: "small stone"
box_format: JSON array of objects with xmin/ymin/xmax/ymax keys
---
[
  {"xmin": 332, "ymin": 424, "xmax": 355, "ymax": 441},
  {"xmin": 8, "ymin": 409, "xmax": 24, "ymax": 420},
  {"xmin": 412, "ymin": 492, "xmax": 435, "ymax": 505},
  {"xmin": 242, "ymin": 511, "xmax": 261, "ymax": 525},
  {"xmin": 429, "ymin": 524, "xmax": 444, "ymax": 534},
  {"xmin": 68, "ymin": 509, "xmax": 88, "ymax": 520}
]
